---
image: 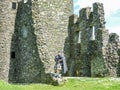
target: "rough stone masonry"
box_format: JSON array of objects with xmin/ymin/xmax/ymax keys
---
[
  {"xmin": 0, "ymin": 0, "xmax": 120, "ymax": 84},
  {"xmin": 68, "ymin": 2, "xmax": 120, "ymax": 77},
  {"xmin": 0, "ymin": 0, "xmax": 73, "ymax": 83}
]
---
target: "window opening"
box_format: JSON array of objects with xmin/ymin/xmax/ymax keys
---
[
  {"xmin": 77, "ymin": 31, "xmax": 81, "ymax": 43},
  {"xmin": 12, "ymin": 2, "xmax": 16, "ymax": 9},
  {"xmin": 11, "ymin": 52, "xmax": 15, "ymax": 59},
  {"xmin": 91, "ymin": 26, "xmax": 95, "ymax": 40}
]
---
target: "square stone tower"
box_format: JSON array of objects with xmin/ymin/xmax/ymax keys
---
[{"xmin": 0, "ymin": 0, "xmax": 73, "ymax": 83}]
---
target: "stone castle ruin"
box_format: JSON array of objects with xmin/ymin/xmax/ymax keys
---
[
  {"xmin": 0, "ymin": 0, "xmax": 120, "ymax": 84},
  {"xmin": 0, "ymin": 0, "xmax": 73, "ymax": 83},
  {"xmin": 67, "ymin": 2, "xmax": 120, "ymax": 77}
]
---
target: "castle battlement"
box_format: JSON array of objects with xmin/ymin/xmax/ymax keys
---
[{"xmin": 67, "ymin": 2, "xmax": 120, "ymax": 77}]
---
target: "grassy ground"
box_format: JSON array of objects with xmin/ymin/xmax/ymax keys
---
[{"xmin": 0, "ymin": 77, "xmax": 120, "ymax": 90}]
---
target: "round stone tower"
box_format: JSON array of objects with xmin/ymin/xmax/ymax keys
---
[{"xmin": 0, "ymin": 0, "xmax": 19, "ymax": 81}]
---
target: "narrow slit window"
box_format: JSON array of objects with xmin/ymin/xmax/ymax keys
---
[
  {"xmin": 92, "ymin": 26, "xmax": 95, "ymax": 40},
  {"xmin": 11, "ymin": 52, "xmax": 15, "ymax": 59},
  {"xmin": 12, "ymin": 2, "xmax": 16, "ymax": 9},
  {"xmin": 90, "ymin": 26, "xmax": 95, "ymax": 40},
  {"xmin": 78, "ymin": 31, "xmax": 81, "ymax": 43},
  {"xmin": 75, "ymin": 31, "xmax": 81, "ymax": 43}
]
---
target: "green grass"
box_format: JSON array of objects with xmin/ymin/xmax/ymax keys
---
[{"xmin": 0, "ymin": 77, "xmax": 120, "ymax": 90}]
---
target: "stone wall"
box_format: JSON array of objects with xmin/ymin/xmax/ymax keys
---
[
  {"xmin": 0, "ymin": 0, "xmax": 73, "ymax": 83},
  {"xmin": 68, "ymin": 2, "xmax": 120, "ymax": 77},
  {"xmin": 67, "ymin": 15, "xmax": 75, "ymax": 76},
  {"xmin": 105, "ymin": 33, "xmax": 120, "ymax": 77},
  {"xmin": 91, "ymin": 3, "xmax": 109, "ymax": 77},
  {"xmin": 79, "ymin": 7, "xmax": 92, "ymax": 77},
  {"xmin": 37, "ymin": 0, "xmax": 73, "ymax": 61},
  {"xmin": 10, "ymin": 0, "xmax": 73, "ymax": 83},
  {"xmin": 0, "ymin": 0, "xmax": 18, "ymax": 81},
  {"xmin": 90, "ymin": 29, "xmax": 109, "ymax": 77},
  {"xmin": 91, "ymin": 3, "xmax": 109, "ymax": 76}
]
